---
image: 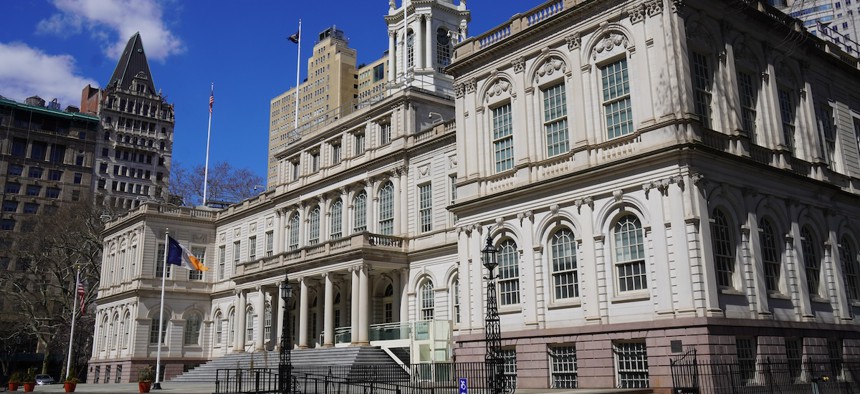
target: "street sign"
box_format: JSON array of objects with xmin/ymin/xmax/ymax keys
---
[{"xmin": 459, "ymin": 378, "xmax": 468, "ymax": 394}]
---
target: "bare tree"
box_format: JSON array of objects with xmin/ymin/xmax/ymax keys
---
[
  {"xmin": 169, "ymin": 161, "xmax": 264, "ymax": 207},
  {"xmin": 0, "ymin": 200, "xmax": 102, "ymax": 375}
]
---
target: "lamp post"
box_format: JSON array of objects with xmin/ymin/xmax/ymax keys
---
[
  {"xmin": 481, "ymin": 229, "xmax": 503, "ymax": 394},
  {"xmin": 279, "ymin": 272, "xmax": 293, "ymax": 394}
]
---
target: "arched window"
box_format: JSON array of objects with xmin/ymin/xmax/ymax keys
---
[
  {"xmin": 308, "ymin": 206, "xmax": 321, "ymax": 245},
  {"xmin": 759, "ymin": 217, "xmax": 781, "ymax": 293},
  {"xmin": 600, "ymin": 56, "xmax": 633, "ymax": 139},
  {"xmin": 613, "ymin": 215, "xmax": 646, "ymax": 293},
  {"xmin": 451, "ymin": 278, "xmax": 461, "ymax": 324},
  {"xmin": 384, "ymin": 284, "xmax": 394, "ymax": 323},
  {"xmin": 542, "ymin": 82, "xmax": 569, "ymax": 157},
  {"xmin": 378, "ymin": 182, "xmax": 394, "ymax": 235},
  {"xmin": 436, "ymin": 28, "xmax": 451, "ymax": 72},
  {"xmin": 184, "ymin": 314, "xmax": 201, "ymax": 345},
  {"xmin": 353, "ymin": 191, "xmax": 367, "ymax": 232},
  {"xmin": 407, "ymin": 30, "xmax": 415, "ymax": 69},
  {"xmin": 711, "ymin": 208, "xmax": 736, "ymax": 289},
  {"xmin": 492, "ymin": 104, "xmax": 514, "ymax": 173},
  {"xmin": 110, "ymin": 314, "xmax": 119, "ymax": 350},
  {"xmin": 551, "ymin": 229, "xmax": 578, "ymax": 300},
  {"xmin": 228, "ymin": 309, "xmax": 235, "ymax": 345},
  {"xmin": 801, "ymin": 227, "xmax": 821, "ymax": 297},
  {"xmin": 288, "ymin": 213, "xmax": 300, "ymax": 250},
  {"xmin": 245, "ymin": 307, "xmax": 255, "ymax": 342},
  {"xmin": 149, "ymin": 315, "xmax": 166, "ymax": 344},
  {"xmin": 123, "ymin": 311, "xmax": 131, "ymax": 348},
  {"xmin": 420, "ymin": 280, "xmax": 434, "ymax": 320},
  {"xmin": 840, "ymin": 237, "xmax": 860, "ymax": 301},
  {"xmin": 330, "ymin": 199, "xmax": 343, "ymax": 239},
  {"xmin": 214, "ymin": 311, "xmax": 223, "ymax": 345},
  {"xmin": 498, "ymin": 239, "xmax": 520, "ymax": 306},
  {"xmin": 734, "ymin": 50, "xmax": 760, "ymax": 141},
  {"xmin": 264, "ymin": 302, "xmax": 272, "ymax": 343}
]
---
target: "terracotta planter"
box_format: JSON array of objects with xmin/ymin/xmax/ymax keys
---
[
  {"xmin": 64, "ymin": 382, "xmax": 77, "ymax": 392},
  {"xmin": 8, "ymin": 383, "xmax": 19, "ymax": 391},
  {"xmin": 23, "ymin": 382, "xmax": 36, "ymax": 392},
  {"xmin": 138, "ymin": 381, "xmax": 152, "ymax": 393}
]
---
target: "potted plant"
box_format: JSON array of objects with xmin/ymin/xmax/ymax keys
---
[
  {"xmin": 22, "ymin": 368, "xmax": 36, "ymax": 392},
  {"xmin": 7, "ymin": 371, "xmax": 21, "ymax": 391},
  {"xmin": 137, "ymin": 365, "xmax": 154, "ymax": 393},
  {"xmin": 64, "ymin": 374, "xmax": 79, "ymax": 392}
]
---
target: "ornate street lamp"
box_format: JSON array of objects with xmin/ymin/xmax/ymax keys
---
[
  {"xmin": 481, "ymin": 229, "xmax": 503, "ymax": 394},
  {"xmin": 279, "ymin": 272, "xmax": 293, "ymax": 394}
]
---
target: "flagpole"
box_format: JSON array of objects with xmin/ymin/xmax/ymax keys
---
[
  {"xmin": 293, "ymin": 19, "xmax": 302, "ymax": 130},
  {"xmin": 154, "ymin": 230, "xmax": 169, "ymax": 390},
  {"xmin": 202, "ymin": 83, "xmax": 214, "ymax": 207},
  {"xmin": 64, "ymin": 269, "xmax": 80, "ymax": 380}
]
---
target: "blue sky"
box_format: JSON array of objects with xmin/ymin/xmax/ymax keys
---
[{"xmin": 0, "ymin": 0, "xmax": 530, "ymax": 180}]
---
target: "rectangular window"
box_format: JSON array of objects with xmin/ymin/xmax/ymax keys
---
[
  {"xmin": 0, "ymin": 219, "xmax": 15, "ymax": 231},
  {"xmin": 615, "ymin": 341, "xmax": 649, "ymax": 388},
  {"xmin": 46, "ymin": 187, "xmax": 60, "ymax": 199},
  {"xmin": 380, "ymin": 122, "xmax": 391, "ymax": 145},
  {"xmin": 691, "ymin": 51, "xmax": 713, "ymax": 128},
  {"xmin": 492, "ymin": 104, "xmax": 514, "ymax": 173},
  {"xmin": 331, "ymin": 142, "xmax": 342, "ymax": 164},
  {"xmin": 189, "ymin": 247, "xmax": 205, "ymax": 281},
  {"xmin": 499, "ymin": 348, "xmax": 518, "ymax": 389},
  {"xmin": 233, "ymin": 241, "xmax": 241, "ymax": 264},
  {"xmin": 291, "ymin": 159, "xmax": 300, "ymax": 181},
  {"xmin": 26, "ymin": 185, "xmax": 41, "ymax": 197},
  {"xmin": 310, "ymin": 151, "xmax": 320, "ymax": 172},
  {"xmin": 2, "ymin": 201, "xmax": 18, "ymax": 213},
  {"xmin": 48, "ymin": 169, "xmax": 62, "ymax": 180},
  {"xmin": 543, "ymin": 83, "xmax": 569, "ymax": 157},
  {"xmin": 737, "ymin": 70, "xmax": 758, "ymax": 141},
  {"xmin": 601, "ymin": 59, "xmax": 633, "ymax": 139},
  {"xmin": 218, "ymin": 245, "xmax": 226, "ymax": 280},
  {"xmin": 155, "ymin": 244, "xmax": 171, "ymax": 278},
  {"xmin": 550, "ymin": 345, "xmax": 578, "ymax": 389},
  {"xmin": 7, "ymin": 164, "xmax": 23, "ymax": 176},
  {"xmin": 354, "ymin": 132, "xmax": 366, "ymax": 155},
  {"xmin": 265, "ymin": 231, "xmax": 274, "ymax": 257},
  {"xmin": 29, "ymin": 141, "xmax": 47, "ymax": 161},
  {"xmin": 778, "ymin": 88, "xmax": 796, "ymax": 153},
  {"xmin": 736, "ymin": 337, "xmax": 757, "ymax": 385},
  {"xmin": 149, "ymin": 318, "xmax": 167, "ymax": 344},
  {"xmin": 5, "ymin": 183, "xmax": 21, "ymax": 194},
  {"xmin": 28, "ymin": 167, "xmax": 43, "ymax": 179},
  {"xmin": 828, "ymin": 338, "xmax": 843, "ymax": 380},
  {"xmin": 74, "ymin": 172, "xmax": 83, "ymax": 184},
  {"xmin": 816, "ymin": 104, "xmax": 836, "ymax": 165},
  {"xmin": 419, "ymin": 183, "xmax": 432, "ymax": 233},
  {"xmin": 785, "ymin": 338, "xmax": 803, "ymax": 383},
  {"xmin": 11, "ymin": 138, "xmax": 27, "ymax": 157},
  {"xmin": 248, "ymin": 236, "xmax": 257, "ymax": 260},
  {"xmin": 23, "ymin": 203, "xmax": 38, "ymax": 214}
]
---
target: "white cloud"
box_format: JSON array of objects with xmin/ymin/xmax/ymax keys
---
[
  {"xmin": 38, "ymin": 0, "xmax": 184, "ymax": 61},
  {"xmin": 0, "ymin": 42, "xmax": 98, "ymax": 108}
]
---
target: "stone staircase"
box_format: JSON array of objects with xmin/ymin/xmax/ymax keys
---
[{"xmin": 168, "ymin": 346, "xmax": 399, "ymax": 383}]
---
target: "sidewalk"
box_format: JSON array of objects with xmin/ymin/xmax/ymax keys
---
[{"xmin": 23, "ymin": 382, "xmax": 652, "ymax": 393}]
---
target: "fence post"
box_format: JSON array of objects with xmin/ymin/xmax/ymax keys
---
[{"xmin": 766, "ymin": 358, "xmax": 775, "ymax": 394}]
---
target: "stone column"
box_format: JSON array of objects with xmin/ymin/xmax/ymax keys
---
[
  {"xmin": 351, "ymin": 267, "xmax": 360, "ymax": 345},
  {"xmin": 425, "ymin": 14, "xmax": 433, "ymax": 71},
  {"xmin": 274, "ymin": 283, "xmax": 284, "ymax": 350},
  {"xmin": 392, "ymin": 269, "xmax": 401, "ymax": 323},
  {"xmin": 298, "ymin": 278, "xmax": 309, "ymax": 348},
  {"xmin": 358, "ymin": 265, "xmax": 370, "ymax": 345},
  {"xmin": 275, "ymin": 209, "xmax": 284, "ymax": 254},
  {"xmin": 236, "ymin": 291, "xmax": 246, "ymax": 351},
  {"xmin": 255, "ymin": 286, "xmax": 265, "ymax": 351},
  {"xmin": 399, "ymin": 268, "xmax": 409, "ymax": 325},
  {"xmin": 388, "ymin": 31, "xmax": 396, "ymax": 83},
  {"xmin": 415, "ymin": 16, "xmax": 424, "ymax": 70},
  {"xmin": 323, "ymin": 273, "xmax": 334, "ymax": 347}
]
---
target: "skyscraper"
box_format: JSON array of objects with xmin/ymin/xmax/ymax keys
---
[{"xmin": 81, "ymin": 33, "xmax": 175, "ymax": 210}]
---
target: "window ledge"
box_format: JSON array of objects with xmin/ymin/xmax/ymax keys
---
[
  {"xmin": 498, "ymin": 305, "xmax": 522, "ymax": 314},
  {"xmin": 548, "ymin": 299, "xmax": 581, "ymax": 309},
  {"xmin": 719, "ymin": 288, "xmax": 746, "ymax": 296},
  {"xmin": 767, "ymin": 292, "xmax": 791, "ymax": 300},
  {"xmin": 811, "ymin": 296, "xmax": 829, "ymax": 304},
  {"xmin": 611, "ymin": 292, "xmax": 650, "ymax": 303}
]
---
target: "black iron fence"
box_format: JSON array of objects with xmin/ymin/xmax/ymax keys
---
[
  {"xmin": 215, "ymin": 362, "xmax": 506, "ymax": 394},
  {"xmin": 671, "ymin": 350, "xmax": 860, "ymax": 394}
]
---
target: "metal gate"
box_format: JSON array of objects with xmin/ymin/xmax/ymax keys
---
[{"xmin": 670, "ymin": 349, "xmax": 700, "ymax": 394}]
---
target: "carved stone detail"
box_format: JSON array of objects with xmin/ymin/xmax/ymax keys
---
[
  {"xmin": 466, "ymin": 79, "xmax": 477, "ymax": 93},
  {"xmin": 487, "ymin": 79, "xmax": 512, "ymax": 98},
  {"xmin": 512, "ymin": 57, "xmax": 525, "ymax": 73},
  {"xmin": 566, "ymin": 33, "xmax": 581, "ymax": 50},
  {"xmin": 593, "ymin": 33, "xmax": 629, "ymax": 60},
  {"xmin": 537, "ymin": 57, "xmax": 565, "ymax": 77},
  {"xmin": 455, "ymin": 83, "xmax": 465, "ymax": 98},
  {"xmin": 645, "ymin": 0, "xmax": 664, "ymax": 17}
]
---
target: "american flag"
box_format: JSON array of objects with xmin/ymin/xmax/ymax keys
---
[
  {"xmin": 77, "ymin": 279, "xmax": 86, "ymax": 316},
  {"xmin": 209, "ymin": 92, "xmax": 214, "ymax": 113}
]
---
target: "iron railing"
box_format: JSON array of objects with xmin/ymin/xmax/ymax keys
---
[
  {"xmin": 215, "ymin": 362, "xmax": 508, "ymax": 394},
  {"xmin": 672, "ymin": 351, "xmax": 860, "ymax": 394}
]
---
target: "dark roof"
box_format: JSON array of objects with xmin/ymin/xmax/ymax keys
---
[
  {"xmin": 0, "ymin": 97, "xmax": 99, "ymax": 122},
  {"xmin": 107, "ymin": 33, "xmax": 157, "ymax": 94}
]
